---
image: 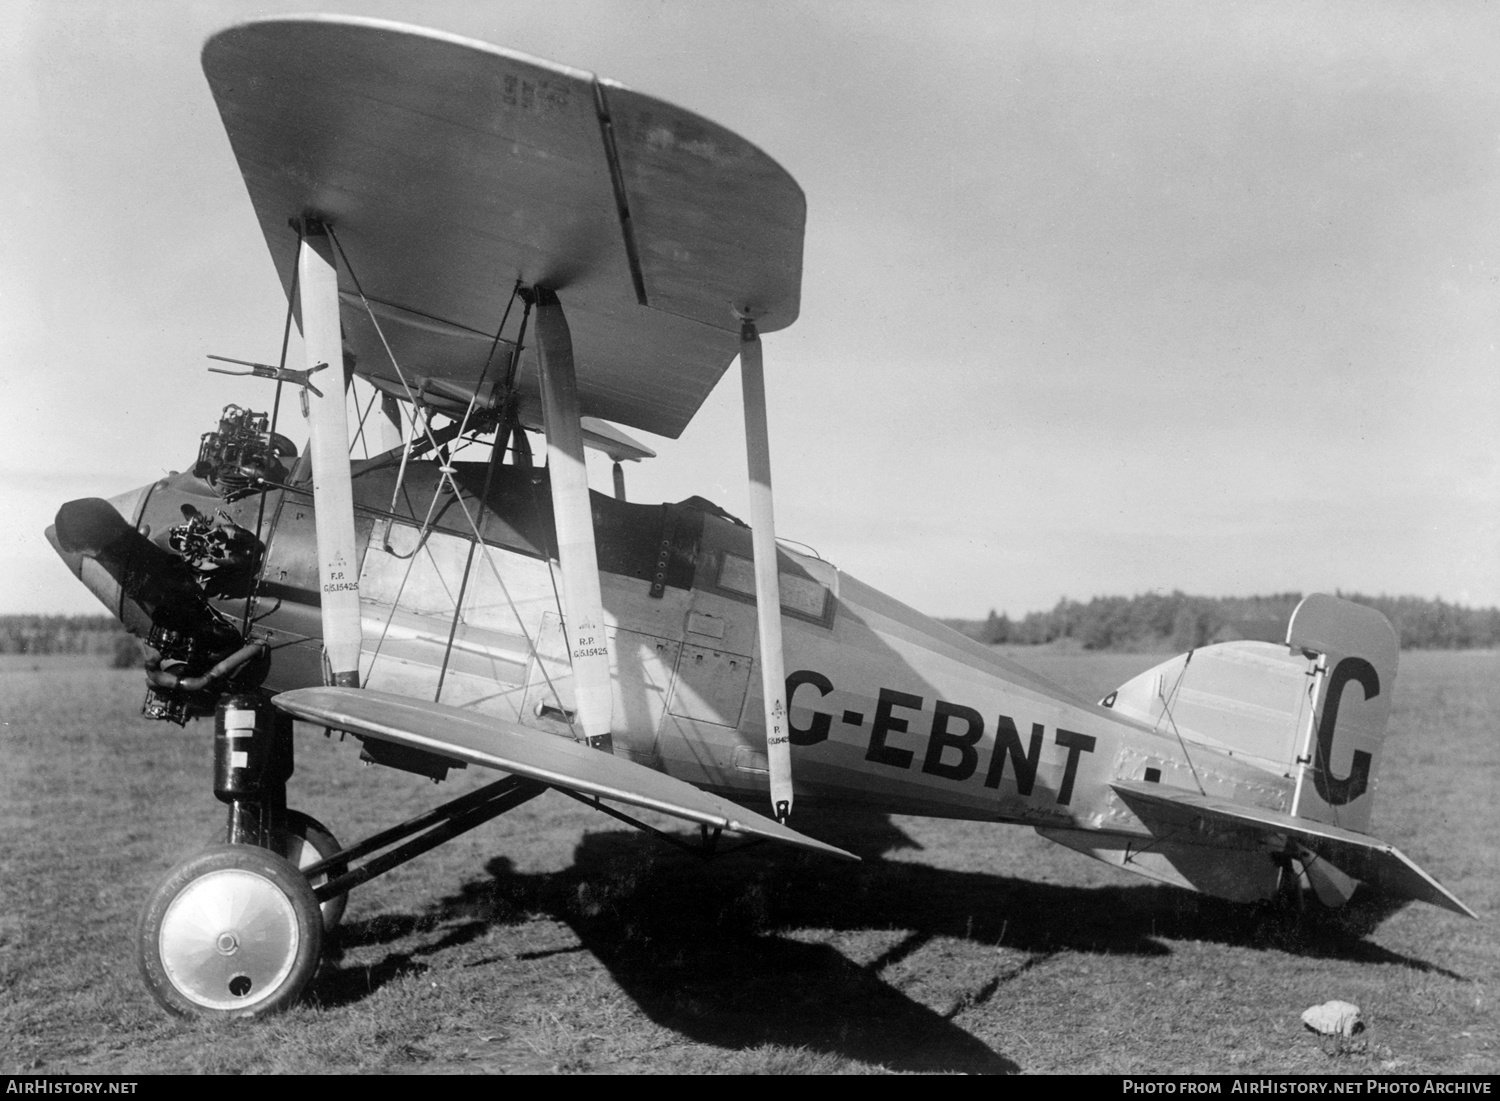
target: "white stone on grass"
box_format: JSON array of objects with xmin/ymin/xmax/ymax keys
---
[{"xmin": 1302, "ymin": 1000, "xmax": 1362, "ymax": 1037}]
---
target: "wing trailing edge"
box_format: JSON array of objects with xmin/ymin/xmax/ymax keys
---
[
  {"xmin": 1111, "ymin": 780, "xmax": 1476, "ymax": 919},
  {"xmin": 274, "ymin": 687, "xmax": 855, "ymax": 862}
]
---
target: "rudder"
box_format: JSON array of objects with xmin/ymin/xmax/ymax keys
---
[
  {"xmin": 1284, "ymin": 593, "xmax": 1399, "ymax": 836},
  {"xmin": 1096, "ymin": 594, "xmax": 1405, "ymax": 910}
]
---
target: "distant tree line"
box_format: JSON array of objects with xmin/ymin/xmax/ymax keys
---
[
  {"xmin": 0, "ymin": 615, "xmax": 140, "ymax": 666},
  {"xmin": 942, "ymin": 593, "xmax": 1500, "ymax": 652},
  {"xmin": 8, "ymin": 594, "xmax": 1497, "ymax": 664}
]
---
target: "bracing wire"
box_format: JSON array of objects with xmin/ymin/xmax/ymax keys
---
[
  {"xmin": 1153, "ymin": 649, "xmax": 1208, "ymax": 796},
  {"xmin": 356, "ymin": 466, "xmax": 459, "ymax": 678},
  {"xmin": 389, "ymin": 401, "xmax": 427, "ymax": 515},
  {"xmin": 348, "ymin": 382, "xmax": 381, "ymax": 457},
  {"xmin": 435, "ymin": 282, "xmax": 522, "ymax": 703},
  {"xmin": 326, "ymin": 227, "xmax": 578, "ymax": 739},
  {"xmin": 242, "ymin": 231, "xmax": 301, "ymax": 637}
]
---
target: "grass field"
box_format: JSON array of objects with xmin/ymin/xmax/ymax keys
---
[{"xmin": 1, "ymin": 649, "xmax": 1495, "ymax": 1075}]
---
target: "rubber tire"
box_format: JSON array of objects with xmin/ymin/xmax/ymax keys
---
[
  {"xmin": 207, "ymin": 811, "xmax": 349, "ymax": 932},
  {"xmin": 282, "ymin": 810, "xmax": 349, "ymax": 933},
  {"xmin": 138, "ymin": 844, "xmax": 322, "ymax": 1018}
]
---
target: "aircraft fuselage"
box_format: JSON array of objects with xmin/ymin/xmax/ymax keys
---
[{"xmin": 78, "ymin": 452, "xmax": 1294, "ymax": 860}]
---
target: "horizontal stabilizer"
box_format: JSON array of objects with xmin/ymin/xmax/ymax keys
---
[
  {"xmin": 275, "ymin": 687, "xmax": 855, "ymax": 861},
  {"xmin": 1111, "ymin": 780, "xmax": 1476, "ymax": 918}
]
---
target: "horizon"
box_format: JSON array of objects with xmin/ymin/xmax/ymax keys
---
[{"xmin": 10, "ymin": 587, "xmax": 1498, "ymax": 623}]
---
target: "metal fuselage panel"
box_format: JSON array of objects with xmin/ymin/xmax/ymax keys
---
[
  {"xmin": 743, "ymin": 576, "xmax": 1294, "ymax": 829},
  {"xmin": 241, "ymin": 458, "xmax": 1292, "ymax": 830}
]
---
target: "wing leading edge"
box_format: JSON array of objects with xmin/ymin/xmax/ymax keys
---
[
  {"xmin": 202, "ymin": 15, "xmax": 806, "ymax": 439},
  {"xmin": 274, "ymin": 687, "xmax": 855, "ymax": 861},
  {"xmin": 1111, "ymin": 780, "xmax": 1476, "ymax": 918}
]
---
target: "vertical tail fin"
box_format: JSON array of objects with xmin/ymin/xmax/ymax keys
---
[
  {"xmin": 1284, "ymin": 593, "xmax": 1400, "ymax": 836},
  {"xmin": 1096, "ymin": 595, "xmax": 1412, "ymax": 911},
  {"xmin": 1101, "ymin": 594, "xmax": 1399, "ymax": 835}
]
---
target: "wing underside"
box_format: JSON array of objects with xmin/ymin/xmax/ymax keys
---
[
  {"xmin": 202, "ymin": 15, "xmax": 806, "ymax": 439},
  {"xmin": 274, "ymin": 686, "xmax": 855, "ymax": 861}
]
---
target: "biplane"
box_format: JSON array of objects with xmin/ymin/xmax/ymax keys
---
[{"xmin": 46, "ymin": 15, "xmax": 1473, "ymax": 1019}]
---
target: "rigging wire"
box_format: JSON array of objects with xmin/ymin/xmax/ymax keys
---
[
  {"xmin": 446, "ymin": 277, "xmax": 521, "ymax": 449},
  {"xmin": 435, "ymin": 281, "xmax": 522, "ymax": 703},
  {"xmin": 1153, "ymin": 649, "xmax": 1208, "ymax": 796},
  {"xmin": 349, "ymin": 465, "xmax": 457, "ymax": 680},
  {"xmin": 326, "ymin": 228, "xmax": 578, "ymax": 740},
  {"xmin": 242, "ymin": 229, "xmax": 301, "ymax": 637},
  {"xmin": 347, "ymin": 382, "xmax": 381, "ymax": 457},
  {"xmin": 389, "ymin": 401, "xmax": 428, "ymax": 516}
]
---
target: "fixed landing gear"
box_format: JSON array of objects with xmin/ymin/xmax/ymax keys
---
[
  {"xmin": 283, "ymin": 809, "xmax": 348, "ymax": 933},
  {"xmin": 138, "ymin": 694, "xmax": 336, "ymax": 1017},
  {"xmin": 138, "ymin": 844, "xmax": 323, "ymax": 1017},
  {"xmin": 1272, "ymin": 851, "xmax": 1356, "ymax": 915},
  {"xmin": 137, "ymin": 691, "xmax": 548, "ymax": 1018},
  {"xmin": 205, "ymin": 693, "xmax": 351, "ymax": 933},
  {"xmin": 1261, "ymin": 852, "xmax": 1373, "ymax": 942}
]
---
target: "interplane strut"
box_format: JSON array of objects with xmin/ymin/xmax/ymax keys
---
[
  {"xmin": 738, "ymin": 318, "xmax": 793, "ymax": 822},
  {"xmin": 298, "ymin": 220, "xmax": 362, "ymax": 687},
  {"xmin": 531, "ymin": 287, "xmax": 615, "ymax": 752}
]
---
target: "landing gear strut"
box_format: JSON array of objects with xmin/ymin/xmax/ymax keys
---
[
  {"xmin": 138, "ymin": 693, "xmax": 338, "ymax": 1017},
  {"xmin": 137, "ymin": 692, "xmax": 548, "ymax": 1017},
  {"xmin": 208, "ymin": 694, "xmax": 350, "ymax": 931}
]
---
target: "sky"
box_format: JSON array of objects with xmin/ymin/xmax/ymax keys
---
[{"xmin": 3, "ymin": 0, "xmax": 1498, "ymax": 619}]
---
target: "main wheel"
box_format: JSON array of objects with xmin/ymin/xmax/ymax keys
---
[
  {"xmin": 282, "ymin": 810, "xmax": 349, "ymax": 933},
  {"xmin": 208, "ymin": 811, "xmax": 349, "ymax": 932},
  {"xmin": 139, "ymin": 845, "xmax": 322, "ymax": 1018}
]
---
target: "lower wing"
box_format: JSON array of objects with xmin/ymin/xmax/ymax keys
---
[{"xmin": 275, "ymin": 687, "xmax": 855, "ymax": 861}]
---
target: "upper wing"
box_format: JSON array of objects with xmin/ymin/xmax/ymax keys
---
[
  {"xmin": 275, "ymin": 686, "xmax": 856, "ymax": 861},
  {"xmin": 1111, "ymin": 780, "xmax": 1476, "ymax": 918},
  {"xmin": 202, "ymin": 15, "xmax": 806, "ymax": 439}
]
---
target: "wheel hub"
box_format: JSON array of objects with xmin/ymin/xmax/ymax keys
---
[{"xmin": 158, "ymin": 868, "xmax": 301, "ymax": 1011}]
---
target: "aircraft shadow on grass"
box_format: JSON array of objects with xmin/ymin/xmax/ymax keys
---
[{"xmin": 313, "ymin": 808, "xmax": 1449, "ymax": 1074}]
